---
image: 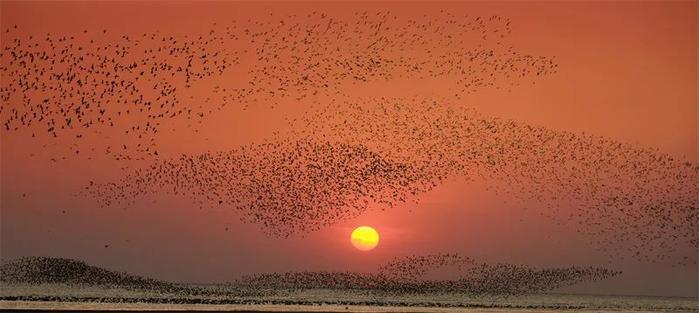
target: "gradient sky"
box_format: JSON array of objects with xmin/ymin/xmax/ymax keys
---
[{"xmin": 1, "ymin": 1, "xmax": 697, "ymax": 297}]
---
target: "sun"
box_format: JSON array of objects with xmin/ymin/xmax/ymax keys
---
[{"xmin": 350, "ymin": 226, "xmax": 380, "ymax": 251}]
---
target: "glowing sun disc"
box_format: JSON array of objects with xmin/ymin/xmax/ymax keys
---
[{"xmin": 350, "ymin": 226, "xmax": 379, "ymax": 251}]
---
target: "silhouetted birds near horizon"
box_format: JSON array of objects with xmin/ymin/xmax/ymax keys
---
[
  {"xmin": 0, "ymin": 255, "xmax": 621, "ymax": 302},
  {"xmin": 237, "ymin": 253, "xmax": 621, "ymax": 296}
]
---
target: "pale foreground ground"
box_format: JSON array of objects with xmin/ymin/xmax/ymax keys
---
[
  {"xmin": 1, "ymin": 283, "xmax": 697, "ymax": 312},
  {"xmin": 0, "ymin": 301, "xmax": 692, "ymax": 313}
]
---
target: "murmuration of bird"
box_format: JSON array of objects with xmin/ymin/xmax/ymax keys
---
[
  {"xmin": 1, "ymin": 11, "xmax": 556, "ymax": 161},
  {"xmin": 236, "ymin": 253, "xmax": 621, "ymax": 296},
  {"xmin": 285, "ymin": 95, "xmax": 699, "ymax": 265}
]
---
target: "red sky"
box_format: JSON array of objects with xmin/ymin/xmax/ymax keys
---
[{"xmin": 1, "ymin": 1, "xmax": 697, "ymax": 297}]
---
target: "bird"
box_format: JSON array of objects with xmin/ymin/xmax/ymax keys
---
[{"xmin": 4, "ymin": 10, "xmax": 697, "ymax": 265}]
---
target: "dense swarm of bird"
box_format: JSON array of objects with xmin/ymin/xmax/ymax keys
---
[
  {"xmin": 287, "ymin": 96, "xmax": 699, "ymax": 264},
  {"xmin": 229, "ymin": 11, "xmax": 557, "ymax": 108},
  {"xmin": 0, "ymin": 256, "xmax": 177, "ymax": 291},
  {"xmin": 236, "ymin": 253, "xmax": 621, "ymax": 296},
  {"xmin": 0, "ymin": 25, "xmax": 234, "ymax": 159},
  {"xmin": 0, "ymin": 255, "xmax": 620, "ymax": 297},
  {"xmin": 83, "ymin": 139, "xmax": 440, "ymax": 237},
  {"xmin": 0, "ymin": 256, "xmax": 259, "ymax": 298},
  {"xmin": 1, "ymin": 11, "xmax": 556, "ymax": 160},
  {"xmin": 86, "ymin": 93, "xmax": 697, "ymax": 263},
  {"xmin": 3, "ymin": 10, "xmax": 695, "ymax": 268},
  {"xmin": 0, "ymin": 256, "xmax": 622, "ymax": 307}
]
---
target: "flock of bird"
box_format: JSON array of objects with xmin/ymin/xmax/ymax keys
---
[
  {"xmin": 286, "ymin": 96, "xmax": 699, "ymax": 264},
  {"xmin": 83, "ymin": 139, "xmax": 437, "ymax": 237},
  {"xmin": 1, "ymin": 11, "xmax": 555, "ymax": 160},
  {"xmin": 1, "ymin": 255, "xmax": 620, "ymax": 306},
  {"xmin": 0, "ymin": 256, "xmax": 178, "ymax": 291},
  {"xmin": 85, "ymin": 93, "xmax": 698, "ymax": 263},
  {"xmin": 230, "ymin": 11, "xmax": 557, "ymax": 107},
  {"xmin": 6, "ymin": 254, "xmax": 616, "ymax": 298},
  {"xmin": 237, "ymin": 253, "xmax": 620, "ymax": 296},
  {"xmin": 0, "ymin": 256, "xmax": 257, "ymax": 299},
  {"xmin": 1, "ymin": 24, "xmax": 233, "ymax": 159},
  {"xmin": 2, "ymin": 9, "xmax": 697, "ymax": 284}
]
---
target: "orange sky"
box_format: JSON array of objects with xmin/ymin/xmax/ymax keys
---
[{"xmin": 1, "ymin": 1, "xmax": 697, "ymax": 297}]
